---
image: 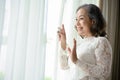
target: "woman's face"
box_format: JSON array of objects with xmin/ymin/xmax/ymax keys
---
[{"xmin": 75, "ymin": 8, "xmax": 93, "ymax": 37}]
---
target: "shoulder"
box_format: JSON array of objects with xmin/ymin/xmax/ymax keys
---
[
  {"xmin": 96, "ymin": 37, "xmax": 112, "ymax": 52},
  {"xmin": 97, "ymin": 37, "xmax": 108, "ymax": 41},
  {"xmin": 95, "ymin": 37, "xmax": 110, "ymax": 48},
  {"xmin": 96, "ymin": 37, "xmax": 109, "ymax": 45}
]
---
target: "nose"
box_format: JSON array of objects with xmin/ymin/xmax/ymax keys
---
[{"xmin": 75, "ymin": 20, "xmax": 80, "ymax": 27}]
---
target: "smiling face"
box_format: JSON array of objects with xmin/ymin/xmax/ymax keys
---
[{"xmin": 75, "ymin": 8, "xmax": 93, "ymax": 37}]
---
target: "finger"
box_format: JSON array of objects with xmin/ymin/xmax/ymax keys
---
[
  {"xmin": 62, "ymin": 24, "xmax": 65, "ymax": 33},
  {"xmin": 58, "ymin": 27, "xmax": 61, "ymax": 33},
  {"xmin": 67, "ymin": 47, "xmax": 71, "ymax": 54},
  {"xmin": 73, "ymin": 38, "xmax": 76, "ymax": 49},
  {"xmin": 57, "ymin": 28, "xmax": 62, "ymax": 34},
  {"xmin": 58, "ymin": 26, "xmax": 64, "ymax": 34},
  {"xmin": 62, "ymin": 24, "xmax": 64, "ymax": 29},
  {"xmin": 57, "ymin": 32, "xmax": 61, "ymax": 38},
  {"xmin": 57, "ymin": 31, "xmax": 61, "ymax": 40},
  {"xmin": 57, "ymin": 30, "xmax": 60, "ymax": 33},
  {"xmin": 57, "ymin": 30, "xmax": 63, "ymax": 36}
]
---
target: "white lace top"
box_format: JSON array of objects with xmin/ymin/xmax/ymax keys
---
[{"xmin": 58, "ymin": 37, "xmax": 112, "ymax": 80}]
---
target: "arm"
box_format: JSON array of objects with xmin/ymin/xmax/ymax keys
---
[
  {"xmin": 57, "ymin": 24, "xmax": 69, "ymax": 70},
  {"xmin": 58, "ymin": 44, "xmax": 69, "ymax": 70},
  {"xmin": 75, "ymin": 37, "xmax": 112, "ymax": 78}
]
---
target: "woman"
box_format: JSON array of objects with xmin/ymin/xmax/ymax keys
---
[{"xmin": 57, "ymin": 4, "xmax": 112, "ymax": 80}]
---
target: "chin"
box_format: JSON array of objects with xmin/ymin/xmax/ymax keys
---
[
  {"xmin": 78, "ymin": 32, "xmax": 83, "ymax": 35},
  {"xmin": 78, "ymin": 32, "xmax": 84, "ymax": 37}
]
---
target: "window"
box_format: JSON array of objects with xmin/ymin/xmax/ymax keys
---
[
  {"xmin": 45, "ymin": 0, "xmax": 99, "ymax": 80},
  {"xmin": 0, "ymin": 0, "xmax": 99, "ymax": 80}
]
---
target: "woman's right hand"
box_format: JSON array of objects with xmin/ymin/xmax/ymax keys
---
[{"xmin": 57, "ymin": 24, "xmax": 66, "ymax": 50}]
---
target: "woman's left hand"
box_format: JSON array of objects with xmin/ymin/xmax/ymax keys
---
[{"xmin": 68, "ymin": 39, "xmax": 78, "ymax": 64}]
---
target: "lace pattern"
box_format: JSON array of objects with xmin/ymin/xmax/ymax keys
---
[{"xmin": 58, "ymin": 37, "xmax": 112, "ymax": 80}]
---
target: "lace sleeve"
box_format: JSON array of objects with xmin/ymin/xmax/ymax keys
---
[
  {"xmin": 58, "ymin": 44, "xmax": 69, "ymax": 70},
  {"xmin": 75, "ymin": 37, "xmax": 112, "ymax": 78}
]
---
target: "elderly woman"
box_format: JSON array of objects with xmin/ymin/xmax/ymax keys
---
[{"xmin": 57, "ymin": 4, "xmax": 112, "ymax": 80}]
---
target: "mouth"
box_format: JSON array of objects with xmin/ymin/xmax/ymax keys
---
[{"xmin": 77, "ymin": 27, "xmax": 83, "ymax": 31}]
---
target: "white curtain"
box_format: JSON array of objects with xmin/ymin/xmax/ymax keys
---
[
  {"xmin": 0, "ymin": 0, "xmax": 6, "ymax": 79},
  {"xmin": 63, "ymin": 0, "xmax": 99, "ymax": 47},
  {"xmin": 0, "ymin": 0, "xmax": 6, "ymax": 53},
  {"xmin": 56, "ymin": 0, "xmax": 99, "ymax": 80},
  {"xmin": 1, "ymin": 0, "xmax": 48, "ymax": 80},
  {"xmin": 0, "ymin": 0, "xmax": 99, "ymax": 80}
]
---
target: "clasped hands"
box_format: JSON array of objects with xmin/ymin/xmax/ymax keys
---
[{"xmin": 57, "ymin": 24, "xmax": 78, "ymax": 64}]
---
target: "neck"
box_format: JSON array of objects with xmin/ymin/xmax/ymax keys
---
[{"xmin": 83, "ymin": 34, "xmax": 93, "ymax": 38}]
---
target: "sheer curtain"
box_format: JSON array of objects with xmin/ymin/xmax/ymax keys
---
[
  {"xmin": 0, "ymin": 0, "xmax": 47, "ymax": 80},
  {"xmin": 55, "ymin": 0, "xmax": 99, "ymax": 80},
  {"xmin": 0, "ymin": 0, "xmax": 99, "ymax": 80},
  {"xmin": 0, "ymin": 0, "xmax": 6, "ymax": 53},
  {"xmin": 0, "ymin": 0, "xmax": 6, "ymax": 79}
]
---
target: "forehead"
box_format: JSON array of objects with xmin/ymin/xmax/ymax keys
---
[{"xmin": 76, "ymin": 8, "xmax": 88, "ymax": 17}]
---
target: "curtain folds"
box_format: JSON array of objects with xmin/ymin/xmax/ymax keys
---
[
  {"xmin": 111, "ymin": 0, "xmax": 120, "ymax": 80},
  {"xmin": 4, "ymin": 0, "xmax": 47, "ymax": 80},
  {"xmin": 0, "ymin": 0, "xmax": 103, "ymax": 80},
  {"xmin": 56, "ymin": 0, "xmax": 99, "ymax": 80},
  {"xmin": 0, "ymin": 0, "xmax": 6, "ymax": 54},
  {"xmin": 102, "ymin": 0, "xmax": 119, "ymax": 80}
]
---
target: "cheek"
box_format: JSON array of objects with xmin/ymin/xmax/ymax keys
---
[
  {"xmin": 82, "ymin": 20, "xmax": 92, "ymax": 28},
  {"xmin": 80, "ymin": 21, "xmax": 88, "ymax": 29},
  {"xmin": 82, "ymin": 21, "xmax": 92, "ymax": 31},
  {"xmin": 85, "ymin": 27, "xmax": 91, "ymax": 32}
]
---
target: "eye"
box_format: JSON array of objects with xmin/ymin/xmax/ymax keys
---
[
  {"xmin": 75, "ymin": 18, "xmax": 78, "ymax": 21},
  {"xmin": 80, "ymin": 17, "xmax": 84, "ymax": 20}
]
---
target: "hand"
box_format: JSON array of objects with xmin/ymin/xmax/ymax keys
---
[
  {"xmin": 68, "ymin": 39, "xmax": 78, "ymax": 64},
  {"xmin": 57, "ymin": 24, "xmax": 66, "ymax": 50}
]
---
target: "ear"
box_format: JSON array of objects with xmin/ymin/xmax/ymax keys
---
[{"xmin": 92, "ymin": 19, "xmax": 96, "ymax": 25}]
